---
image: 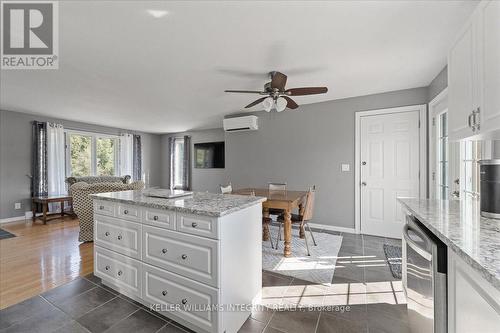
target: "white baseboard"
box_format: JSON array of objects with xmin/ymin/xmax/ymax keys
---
[
  {"xmin": 308, "ymin": 222, "xmax": 358, "ymax": 235},
  {"xmin": 0, "ymin": 215, "xmax": 26, "ymax": 224}
]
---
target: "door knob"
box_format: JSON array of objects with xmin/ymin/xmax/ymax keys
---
[
  {"xmin": 361, "ymin": 182, "xmax": 367, "ymax": 186},
  {"xmin": 362, "ymin": 161, "xmax": 367, "ymax": 165}
]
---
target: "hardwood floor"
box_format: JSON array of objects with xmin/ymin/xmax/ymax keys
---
[{"xmin": 0, "ymin": 218, "xmax": 93, "ymax": 309}]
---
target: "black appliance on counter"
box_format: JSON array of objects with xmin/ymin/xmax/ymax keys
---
[{"xmin": 479, "ymin": 159, "xmax": 500, "ymax": 219}]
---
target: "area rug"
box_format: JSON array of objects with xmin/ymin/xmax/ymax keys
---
[
  {"xmin": 0, "ymin": 228, "xmax": 16, "ymax": 240},
  {"xmin": 262, "ymin": 225, "xmax": 343, "ymax": 285},
  {"xmin": 383, "ymin": 244, "xmax": 402, "ymax": 279}
]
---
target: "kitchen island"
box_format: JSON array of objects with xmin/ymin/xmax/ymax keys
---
[
  {"xmin": 398, "ymin": 198, "xmax": 500, "ymax": 333},
  {"xmin": 91, "ymin": 190, "xmax": 266, "ymax": 333}
]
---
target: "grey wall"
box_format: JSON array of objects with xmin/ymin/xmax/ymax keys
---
[
  {"xmin": 225, "ymin": 87, "xmax": 428, "ymax": 230},
  {"xmin": 428, "ymin": 66, "xmax": 448, "ymax": 102},
  {"xmin": 160, "ymin": 128, "xmax": 228, "ymax": 193},
  {"xmin": 0, "ymin": 110, "xmax": 162, "ymax": 219}
]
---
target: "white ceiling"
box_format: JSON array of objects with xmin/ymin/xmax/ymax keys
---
[{"xmin": 0, "ymin": 1, "xmax": 477, "ymax": 133}]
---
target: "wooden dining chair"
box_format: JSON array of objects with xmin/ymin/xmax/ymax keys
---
[
  {"xmin": 238, "ymin": 189, "xmax": 274, "ymax": 249},
  {"xmin": 275, "ymin": 185, "xmax": 317, "ymax": 256},
  {"xmin": 220, "ymin": 182, "xmax": 233, "ymax": 194},
  {"xmin": 268, "ymin": 182, "xmax": 287, "ymax": 216}
]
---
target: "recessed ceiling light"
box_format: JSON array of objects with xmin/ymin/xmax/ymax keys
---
[{"xmin": 147, "ymin": 10, "xmax": 168, "ymax": 18}]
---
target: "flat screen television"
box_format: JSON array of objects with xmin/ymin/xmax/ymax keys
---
[{"xmin": 194, "ymin": 141, "xmax": 225, "ymax": 168}]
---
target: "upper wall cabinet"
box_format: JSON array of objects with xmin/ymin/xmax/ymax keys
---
[{"xmin": 448, "ymin": 0, "xmax": 500, "ymax": 141}]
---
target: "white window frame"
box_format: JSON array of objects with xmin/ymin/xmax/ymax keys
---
[
  {"xmin": 171, "ymin": 137, "xmax": 185, "ymax": 189},
  {"xmin": 65, "ymin": 129, "xmax": 120, "ymax": 177}
]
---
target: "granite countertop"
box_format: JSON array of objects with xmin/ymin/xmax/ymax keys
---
[
  {"xmin": 398, "ymin": 198, "xmax": 500, "ymax": 291},
  {"xmin": 91, "ymin": 190, "xmax": 266, "ymax": 217}
]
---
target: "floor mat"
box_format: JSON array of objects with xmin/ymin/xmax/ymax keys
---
[
  {"xmin": 0, "ymin": 228, "xmax": 16, "ymax": 240},
  {"xmin": 383, "ymin": 244, "xmax": 402, "ymax": 279}
]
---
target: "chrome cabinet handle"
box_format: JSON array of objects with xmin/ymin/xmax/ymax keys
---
[
  {"xmin": 181, "ymin": 299, "xmax": 187, "ymax": 305},
  {"xmin": 361, "ymin": 182, "xmax": 367, "ymax": 186},
  {"xmin": 123, "ymin": 210, "xmax": 129, "ymax": 214},
  {"xmin": 191, "ymin": 222, "xmax": 198, "ymax": 228},
  {"xmin": 153, "ymin": 215, "xmax": 159, "ymax": 221},
  {"xmin": 181, "ymin": 254, "xmax": 188, "ymax": 260},
  {"xmin": 162, "ymin": 248, "xmax": 168, "ymax": 254},
  {"xmin": 105, "ymin": 265, "xmax": 110, "ymax": 270},
  {"xmin": 117, "ymin": 235, "xmax": 122, "ymax": 240},
  {"xmin": 117, "ymin": 270, "xmax": 123, "ymax": 276},
  {"xmin": 105, "ymin": 231, "xmax": 110, "ymax": 236},
  {"xmin": 162, "ymin": 290, "xmax": 168, "ymax": 296}
]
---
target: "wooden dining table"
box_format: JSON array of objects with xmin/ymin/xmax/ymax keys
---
[{"xmin": 233, "ymin": 188, "xmax": 308, "ymax": 257}]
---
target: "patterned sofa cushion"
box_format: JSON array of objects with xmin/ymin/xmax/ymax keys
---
[{"xmin": 71, "ymin": 181, "xmax": 144, "ymax": 242}]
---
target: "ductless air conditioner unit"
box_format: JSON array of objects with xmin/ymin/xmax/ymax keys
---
[{"xmin": 223, "ymin": 115, "xmax": 258, "ymax": 132}]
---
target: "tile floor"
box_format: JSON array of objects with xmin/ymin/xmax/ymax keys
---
[{"xmin": 0, "ymin": 232, "xmax": 407, "ymax": 333}]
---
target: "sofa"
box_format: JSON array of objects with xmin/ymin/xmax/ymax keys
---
[
  {"xmin": 66, "ymin": 175, "xmax": 131, "ymax": 194},
  {"xmin": 71, "ymin": 180, "xmax": 144, "ymax": 242}
]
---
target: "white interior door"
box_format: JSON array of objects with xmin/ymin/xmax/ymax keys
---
[{"xmin": 360, "ymin": 111, "xmax": 420, "ymax": 238}]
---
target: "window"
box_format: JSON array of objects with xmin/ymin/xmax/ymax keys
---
[
  {"xmin": 172, "ymin": 138, "xmax": 185, "ymax": 189},
  {"xmin": 66, "ymin": 131, "xmax": 119, "ymax": 177},
  {"xmin": 460, "ymin": 141, "xmax": 482, "ymax": 198}
]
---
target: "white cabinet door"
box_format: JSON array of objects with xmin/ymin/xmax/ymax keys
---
[
  {"xmin": 477, "ymin": 0, "xmax": 500, "ymax": 133},
  {"xmin": 448, "ymin": 250, "xmax": 500, "ymax": 333},
  {"xmin": 448, "ymin": 19, "xmax": 476, "ymax": 140}
]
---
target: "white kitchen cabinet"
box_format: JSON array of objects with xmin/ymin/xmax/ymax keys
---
[
  {"xmin": 448, "ymin": 0, "xmax": 500, "ymax": 140},
  {"xmin": 448, "ymin": 250, "xmax": 500, "ymax": 333}
]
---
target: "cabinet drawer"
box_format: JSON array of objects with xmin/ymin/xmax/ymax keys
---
[
  {"xmin": 142, "ymin": 263, "xmax": 219, "ymax": 333},
  {"xmin": 94, "ymin": 246, "xmax": 142, "ymax": 298},
  {"xmin": 143, "ymin": 208, "xmax": 176, "ymax": 230},
  {"xmin": 94, "ymin": 200, "xmax": 115, "ymax": 217},
  {"xmin": 177, "ymin": 213, "xmax": 218, "ymax": 239},
  {"xmin": 117, "ymin": 204, "xmax": 142, "ymax": 222},
  {"xmin": 95, "ymin": 215, "xmax": 142, "ymax": 259},
  {"xmin": 143, "ymin": 226, "xmax": 218, "ymax": 287}
]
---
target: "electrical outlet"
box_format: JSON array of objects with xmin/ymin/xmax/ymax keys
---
[
  {"xmin": 341, "ymin": 163, "xmax": 350, "ymax": 172},
  {"xmin": 14, "ymin": 202, "xmax": 22, "ymax": 210}
]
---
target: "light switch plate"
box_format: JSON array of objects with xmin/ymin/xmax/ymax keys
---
[
  {"xmin": 14, "ymin": 202, "xmax": 21, "ymax": 210},
  {"xmin": 341, "ymin": 163, "xmax": 350, "ymax": 172}
]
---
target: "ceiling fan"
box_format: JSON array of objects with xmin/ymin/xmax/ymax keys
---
[{"xmin": 224, "ymin": 71, "xmax": 328, "ymax": 112}]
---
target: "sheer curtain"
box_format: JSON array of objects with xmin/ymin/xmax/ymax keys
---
[
  {"xmin": 31, "ymin": 121, "xmax": 48, "ymax": 213},
  {"xmin": 119, "ymin": 133, "xmax": 133, "ymax": 177},
  {"xmin": 47, "ymin": 123, "xmax": 66, "ymax": 211}
]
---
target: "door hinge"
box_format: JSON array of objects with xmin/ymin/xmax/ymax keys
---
[{"xmin": 432, "ymin": 117, "xmax": 436, "ymax": 126}]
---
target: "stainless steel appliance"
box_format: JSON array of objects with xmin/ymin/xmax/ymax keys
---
[
  {"xmin": 479, "ymin": 159, "xmax": 500, "ymax": 219},
  {"xmin": 403, "ymin": 215, "xmax": 447, "ymax": 333}
]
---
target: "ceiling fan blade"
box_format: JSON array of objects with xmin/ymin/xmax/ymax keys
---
[
  {"xmin": 245, "ymin": 97, "xmax": 267, "ymax": 108},
  {"xmin": 224, "ymin": 90, "xmax": 264, "ymax": 94},
  {"xmin": 270, "ymin": 72, "xmax": 287, "ymax": 90},
  {"xmin": 285, "ymin": 87, "xmax": 328, "ymax": 96},
  {"xmin": 283, "ymin": 96, "xmax": 299, "ymax": 109}
]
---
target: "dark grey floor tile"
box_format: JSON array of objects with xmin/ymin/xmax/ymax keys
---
[
  {"xmin": 268, "ymin": 310, "xmax": 320, "ymax": 333},
  {"xmin": 55, "ymin": 286, "xmax": 116, "ymax": 318},
  {"xmin": 263, "ymin": 327, "xmax": 286, "ymax": 333},
  {"xmin": 332, "ymin": 262, "xmax": 365, "ymax": 282},
  {"xmin": 366, "ymin": 304, "xmax": 409, "ymax": 333},
  {"xmin": 42, "ymin": 277, "xmax": 96, "ymax": 305},
  {"xmin": 237, "ymin": 317, "xmax": 266, "ymax": 333},
  {"xmin": 156, "ymin": 322, "xmax": 193, "ymax": 333},
  {"xmin": 53, "ymin": 320, "xmax": 91, "ymax": 333},
  {"xmin": 84, "ymin": 273, "xmax": 102, "ymax": 285},
  {"xmin": 316, "ymin": 312, "xmax": 368, "ymax": 333},
  {"xmin": 105, "ymin": 309, "xmax": 167, "ymax": 333},
  {"xmin": 364, "ymin": 266, "xmax": 396, "ymax": 283},
  {"xmin": 338, "ymin": 245, "xmax": 364, "ymax": 256},
  {"xmin": 262, "ymin": 271, "xmax": 293, "ymax": 288},
  {"xmin": 77, "ymin": 296, "xmax": 139, "ymax": 333},
  {"xmin": 250, "ymin": 306, "xmax": 274, "ymax": 324},
  {"xmin": 98, "ymin": 282, "xmax": 119, "ymax": 295},
  {"xmin": 322, "ymin": 303, "xmax": 367, "ymax": 324},
  {"xmin": 1, "ymin": 303, "xmax": 72, "ymax": 333},
  {"xmin": 0, "ymin": 296, "xmax": 51, "ymax": 330}
]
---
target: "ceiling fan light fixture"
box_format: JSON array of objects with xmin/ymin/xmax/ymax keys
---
[
  {"xmin": 275, "ymin": 97, "xmax": 287, "ymax": 112},
  {"xmin": 262, "ymin": 97, "xmax": 274, "ymax": 112}
]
